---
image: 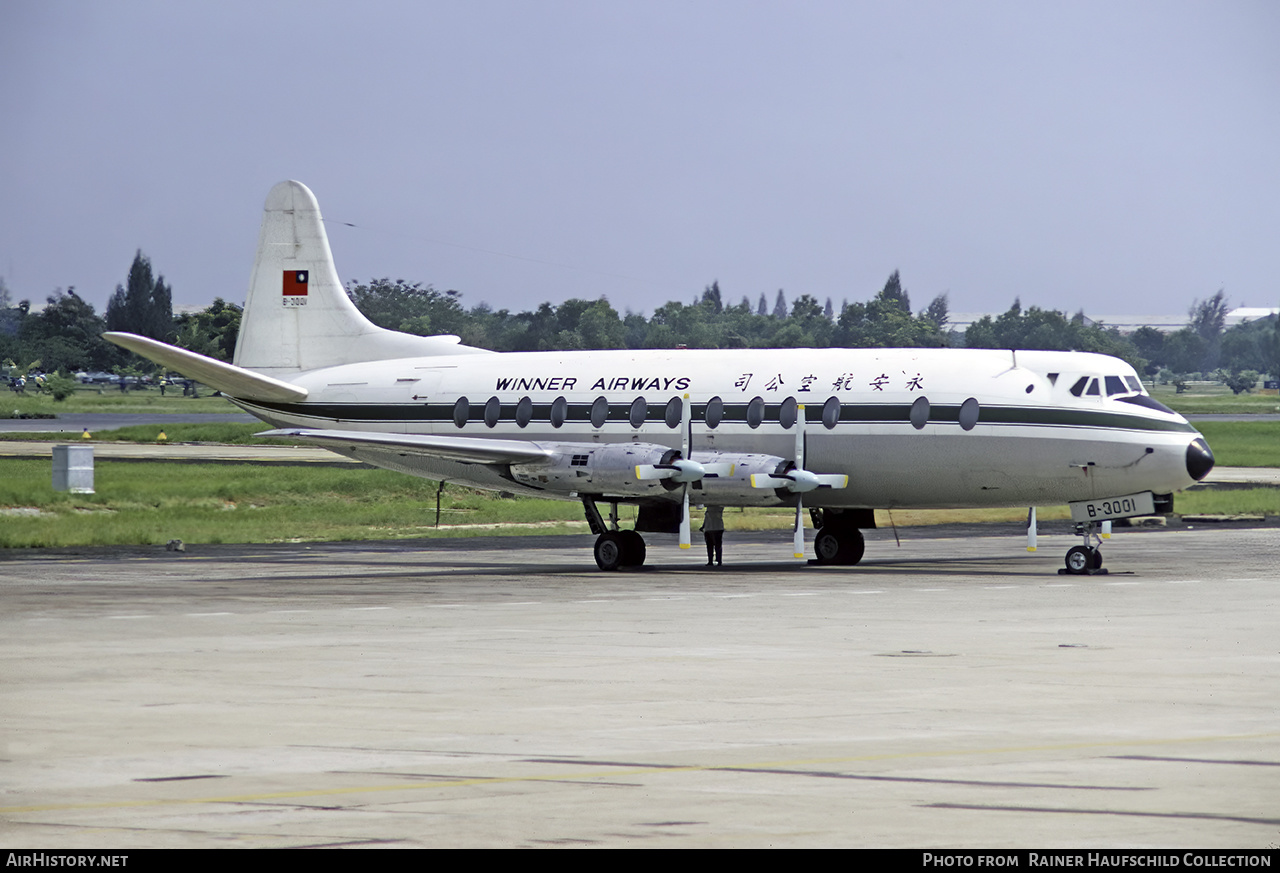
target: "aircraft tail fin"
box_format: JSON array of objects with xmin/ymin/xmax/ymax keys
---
[{"xmin": 234, "ymin": 180, "xmax": 488, "ymax": 376}]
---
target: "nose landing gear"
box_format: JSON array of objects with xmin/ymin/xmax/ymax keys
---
[{"xmin": 1061, "ymin": 522, "xmax": 1108, "ymax": 575}]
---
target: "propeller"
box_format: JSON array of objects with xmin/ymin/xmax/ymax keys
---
[
  {"xmin": 634, "ymin": 394, "xmax": 733, "ymax": 550},
  {"xmin": 1027, "ymin": 507, "xmax": 1037, "ymax": 552},
  {"xmin": 750, "ymin": 403, "xmax": 849, "ymax": 558}
]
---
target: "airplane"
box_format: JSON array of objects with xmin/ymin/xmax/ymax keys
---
[{"xmin": 106, "ymin": 180, "xmax": 1216, "ymax": 573}]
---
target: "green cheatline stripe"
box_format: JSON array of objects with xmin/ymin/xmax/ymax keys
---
[{"xmin": 242, "ymin": 399, "xmax": 1198, "ymax": 434}]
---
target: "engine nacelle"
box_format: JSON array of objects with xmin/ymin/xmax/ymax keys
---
[
  {"xmin": 509, "ymin": 442, "xmax": 682, "ymax": 497},
  {"xmin": 687, "ymin": 452, "xmax": 796, "ymax": 506}
]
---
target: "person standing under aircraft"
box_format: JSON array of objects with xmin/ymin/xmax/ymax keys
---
[{"xmin": 702, "ymin": 505, "xmax": 725, "ymax": 567}]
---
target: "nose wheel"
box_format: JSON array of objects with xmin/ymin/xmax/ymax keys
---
[{"xmin": 1060, "ymin": 523, "xmax": 1108, "ymax": 575}]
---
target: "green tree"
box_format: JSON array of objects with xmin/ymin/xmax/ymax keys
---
[
  {"xmin": 772, "ymin": 289, "xmax": 788, "ymax": 319},
  {"xmin": 920, "ymin": 292, "xmax": 949, "ymax": 330},
  {"xmin": 18, "ymin": 290, "xmax": 119, "ymax": 372},
  {"xmin": 1187, "ymin": 290, "xmax": 1229, "ymax": 372},
  {"xmin": 105, "ymin": 251, "xmax": 173, "ymax": 340},
  {"xmin": 877, "ymin": 270, "xmax": 911, "ymax": 314},
  {"xmin": 346, "ymin": 279, "xmax": 466, "ymax": 336},
  {"xmin": 173, "ymin": 298, "xmax": 242, "ymax": 362}
]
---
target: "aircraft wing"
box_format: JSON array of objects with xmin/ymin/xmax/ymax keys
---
[
  {"xmin": 257, "ymin": 428, "xmax": 554, "ymax": 465},
  {"xmin": 104, "ymin": 332, "xmax": 308, "ymax": 403}
]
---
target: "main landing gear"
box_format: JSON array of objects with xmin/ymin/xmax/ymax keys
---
[
  {"xmin": 584, "ymin": 498, "xmax": 648, "ymax": 571},
  {"xmin": 1061, "ymin": 522, "xmax": 1107, "ymax": 576},
  {"xmin": 811, "ymin": 510, "xmax": 867, "ymax": 566},
  {"xmin": 593, "ymin": 529, "xmax": 646, "ymax": 571}
]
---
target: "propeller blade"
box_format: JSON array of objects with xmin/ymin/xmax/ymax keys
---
[
  {"xmin": 681, "ymin": 391, "xmax": 691, "ymax": 461},
  {"xmin": 678, "ymin": 393, "xmax": 693, "ymax": 549},
  {"xmin": 1026, "ymin": 506, "xmax": 1037, "ymax": 552},
  {"xmin": 679, "ymin": 487, "xmax": 691, "ymax": 549},
  {"xmin": 795, "ymin": 402, "xmax": 805, "ymax": 470},
  {"xmin": 793, "ymin": 500, "xmax": 805, "ymax": 559},
  {"xmin": 751, "ymin": 471, "xmax": 848, "ymax": 491},
  {"xmin": 793, "ymin": 403, "xmax": 807, "ymax": 558},
  {"xmin": 636, "ymin": 459, "xmax": 708, "ymax": 482}
]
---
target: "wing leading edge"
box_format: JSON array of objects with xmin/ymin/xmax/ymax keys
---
[{"xmin": 257, "ymin": 428, "xmax": 554, "ymax": 466}]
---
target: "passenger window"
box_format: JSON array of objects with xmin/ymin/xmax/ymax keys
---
[
  {"xmin": 629, "ymin": 396, "xmax": 647, "ymax": 428},
  {"xmin": 550, "ymin": 396, "xmax": 567, "ymax": 428},
  {"xmin": 484, "ymin": 396, "xmax": 501, "ymax": 428},
  {"xmin": 515, "ymin": 396, "xmax": 532, "ymax": 428},
  {"xmin": 453, "ymin": 396, "xmax": 470, "ymax": 428},
  {"xmin": 705, "ymin": 396, "xmax": 723, "ymax": 429},
  {"xmin": 590, "ymin": 396, "xmax": 609, "ymax": 428},
  {"xmin": 909, "ymin": 396, "xmax": 930, "ymax": 430},
  {"xmin": 664, "ymin": 396, "xmax": 682, "ymax": 429},
  {"xmin": 822, "ymin": 396, "xmax": 840, "ymax": 430},
  {"xmin": 746, "ymin": 396, "xmax": 765, "ymax": 429}
]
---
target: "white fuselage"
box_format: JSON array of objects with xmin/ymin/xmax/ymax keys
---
[{"xmin": 234, "ymin": 346, "xmax": 1204, "ymax": 509}]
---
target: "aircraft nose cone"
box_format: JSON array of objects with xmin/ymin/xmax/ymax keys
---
[{"xmin": 1186, "ymin": 437, "xmax": 1215, "ymax": 481}]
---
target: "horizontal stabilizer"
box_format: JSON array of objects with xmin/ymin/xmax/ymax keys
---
[
  {"xmin": 104, "ymin": 332, "xmax": 308, "ymax": 402},
  {"xmin": 257, "ymin": 428, "xmax": 554, "ymax": 466}
]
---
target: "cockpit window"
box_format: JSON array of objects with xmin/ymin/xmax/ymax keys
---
[
  {"xmin": 1069, "ymin": 377, "xmax": 1088, "ymax": 397},
  {"xmin": 1105, "ymin": 376, "xmax": 1127, "ymax": 396},
  {"xmin": 1124, "ymin": 375, "xmax": 1143, "ymax": 393},
  {"xmin": 1085, "ymin": 379, "xmax": 1100, "ymax": 396}
]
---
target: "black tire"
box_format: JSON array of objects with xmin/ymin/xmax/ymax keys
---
[
  {"xmin": 620, "ymin": 530, "xmax": 646, "ymax": 567},
  {"xmin": 594, "ymin": 532, "xmax": 626, "ymax": 571},
  {"xmin": 813, "ymin": 526, "xmax": 865, "ymax": 566},
  {"xmin": 814, "ymin": 528, "xmax": 842, "ymax": 564},
  {"xmin": 1091, "ymin": 548, "xmax": 1103, "ymax": 570},
  {"xmin": 1065, "ymin": 545, "xmax": 1093, "ymax": 575}
]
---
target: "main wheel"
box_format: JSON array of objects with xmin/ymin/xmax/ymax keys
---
[
  {"xmin": 813, "ymin": 527, "xmax": 866, "ymax": 565},
  {"xmin": 594, "ymin": 532, "xmax": 626, "ymax": 571},
  {"xmin": 1065, "ymin": 545, "xmax": 1094, "ymax": 575}
]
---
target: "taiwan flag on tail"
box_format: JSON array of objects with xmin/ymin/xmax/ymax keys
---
[{"xmin": 283, "ymin": 270, "xmax": 309, "ymax": 296}]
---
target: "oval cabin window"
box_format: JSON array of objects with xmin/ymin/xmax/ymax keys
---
[
  {"xmin": 705, "ymin": 396, "xmax": 724, "ymax": 429},
  {"xmin": 590, "ymin": 396, "xmax": 609, "ymax": 428},
  {"xmin": 664, "ymin": 396, "xmax": 682, "ymax": 429},
  {"xmin": 629, "ymin": 396, "xmax": 647, "ymax": 428},
  {"xmin": 822, "ymin": 396, "xmax": 840, "ymax": 430}
]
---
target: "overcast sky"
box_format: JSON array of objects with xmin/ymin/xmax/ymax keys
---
[{"xmin": 3, "ymin": 0, "xmax": 1278, "ymax": 322}]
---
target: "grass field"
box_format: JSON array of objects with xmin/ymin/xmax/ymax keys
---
[
  {"xmin": 3, "ymin": 386, "xmax": 234, "ymax": 416},
  {"xmin": 1149, "ymin": 382, "xmax": 1280, "ymax": 414}
]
